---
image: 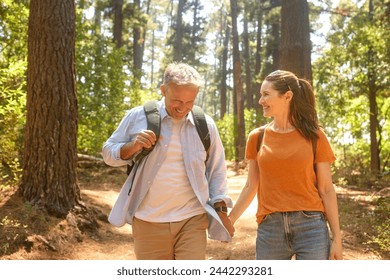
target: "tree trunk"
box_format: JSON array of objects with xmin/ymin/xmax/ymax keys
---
[
  {"xmin": 220, "ymin": 22, "xmax": 230, "ymax": 119},
  {"xmin": 230, "ymin": 0, "xmax": 246, "ymax": 163},
  {"xmin": 20, "ymin": 0, "xmax": 79, "ymax": 217},
  {"xmin": 173, "ymin": 0, "xmax": 186, "ymax": 61},
  {"xmin": 133, "ymin": 0, "xmax": 143, "ymax": 78},
  {"xmin": 271, "ymin": 21, "xmax": 280, "ymax": 71},
  {"xmin": 254, "ymin": 2, "xmax": 264, "ymax": 116},
  {"xmin": 113, "ymin": 0, "xmax": 123, "ymax": 48},
  {"xmin": 368, "ymin": 0, "xmax": 380, "ymax": 175},
  {"xmin": 279, "ymin": 0, "xmax": 312, "ymax": 81},
  {"xmin": 243, "ymin": 2, "xmax": 253, "ymax": 109}
]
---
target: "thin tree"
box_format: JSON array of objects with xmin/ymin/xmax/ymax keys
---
[
  {"xmin": 367, "ymin": 0, "xmax": 380, "ymax": 175},
  {"xmin": 19, "ymin": 0, "xmax": 80, "ymax": 217},
  {"xmin": 113, "ymin": 0, "xmax": 124, "ymax": 48},
  {"xmin": 253, "ymin": 0, "xmax": 264, "ymax": 116},
  {"xmin": 173, "ymin": 0, "xmax": 185, "ymax": 61},
  {"xmin": 220, "ymin": 12, "xmax": 230, "ymax": 118},
  {"xmin": 230, "ymin": 0, "xmax": 246, "ymax": 163},
  {"xmin": 133, "ymin": 0, "xmax": 143, "ymax": 77},
  {"xmin": 243, "ymin": 1, "xmax": 253, "ymax": 109}
]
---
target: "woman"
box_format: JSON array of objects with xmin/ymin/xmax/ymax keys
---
[{"xmin": 229, "ymin": 70, "xmax": 343, "ymax": 260}]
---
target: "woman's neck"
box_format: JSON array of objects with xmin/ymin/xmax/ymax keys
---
[{"xmin": 270, "ymin": 119, "xmax": 295, "ymax": 133}]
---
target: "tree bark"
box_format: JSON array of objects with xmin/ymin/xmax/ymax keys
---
[
  {"xmin": 113, "ymin": 0, "xmax": 123, "ymax": 48},
  {"xmin": 133, "ymin": 0, "xmax": 143, "ymax": 77},
  {"xmin": 20, "ymin": 0, "xmax": 80, "ymax": 217},
  {"xmin": 280, "ymin": 0, "xmax": 312, "ymax": 81},
  {"xmin": 173, "ymin": 0, "xmax": 186, "ymax": 62},
  {"xmin": 367, "ymin": 0, "xmax": 380, "ymax": 175},
  {"xmin": 243, "ymin": 2, "xmax": 253, "ymax": 109},
  {"xmin": 220, "ymin": 21, "xmax": 230, "ymax": 119},
  {"xmin": 254, "ymin": 2, "xmax": 264, "ymax": 116},
  {"xmin": 230, "ymin": 0, "xmax": 246, "ymax": 163}
]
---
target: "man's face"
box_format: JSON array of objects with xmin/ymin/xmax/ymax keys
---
[{"xmin": 161, "ymin": 84, "xmax": 199, "ymax": 120}]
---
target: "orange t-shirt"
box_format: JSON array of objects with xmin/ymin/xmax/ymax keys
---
[{"xmin": 245, "ymin": 127, "xmax": 336, "ymax": 224}]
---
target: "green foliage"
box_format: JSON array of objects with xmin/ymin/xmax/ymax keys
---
[
  {"xmin": 0, "ymin": 0, "xmax": 28, "ymax": 187},
  {"xmin": 216, "ymin": 109, "xmax": 266, "ymax": 161},
  {"xmin": 369, "ymin": 197, "xmax": 390, "ymax": 255},
  {"xmin": 313, "ymin": 0, "xmax": 390, "ymax": 180},
  {"xmin": 245, "ymin": 108, "xmax": 266, "ymax": 134},
  {"xmin": 216, "ymin": 114, "xmax": 235, "ymax": 160}
]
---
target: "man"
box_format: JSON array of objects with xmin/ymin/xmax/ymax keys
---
[{"xmin": 102, "ymin": 62, "xmax": 234, "ymax": 260}]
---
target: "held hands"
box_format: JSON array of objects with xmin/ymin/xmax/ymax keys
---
[
  {"xmin": 214, "ymin": 202, "xmax": 235, "ymax": 238},
  {"xmin": 218, "ymin": 212, "xmax": 235, "ymax": 238}
]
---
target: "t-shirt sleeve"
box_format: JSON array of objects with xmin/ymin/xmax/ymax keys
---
[
  {"xmin": 245, "ymin": 128, "xmax": 261, "ymax": 160},
  {"xmin": 315, "ymin": 129, "xmax": 336, "ymax": 164}
]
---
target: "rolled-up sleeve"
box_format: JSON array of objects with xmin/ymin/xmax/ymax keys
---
[{"xmin": 102, "ymin": 107, "xmax": 146, "ymax": 167}]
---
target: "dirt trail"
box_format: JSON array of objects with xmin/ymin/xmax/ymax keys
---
[
  {"xmin": 63, "ymin": 170, "xmax": 382, "ymax": 260},
  {"xmin": 0, "ymin": 165, "xmax": 384, "ymax": 260}
]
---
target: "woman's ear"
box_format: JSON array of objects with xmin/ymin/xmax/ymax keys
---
[{"xmin": 286, "ymin": 90, "xmax": 293, "ymax": 102}]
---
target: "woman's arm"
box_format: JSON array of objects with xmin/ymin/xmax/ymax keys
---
[
  {"xmin": 229, "ymin": 159, "xmax": 259, "ymax": 225},
  {"xmin": 316, "ymin": 162, "xmax": 343, "ymax": 260}
]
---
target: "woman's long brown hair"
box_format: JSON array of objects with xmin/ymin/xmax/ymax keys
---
[{"xmin": 264, "ymin": 70, "xmax": 319, "ymax": 141}]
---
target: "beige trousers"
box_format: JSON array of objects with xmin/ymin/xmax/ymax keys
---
[{"xmin": 132, "ymin": 213, "xmax": 208, "ymax": 260}]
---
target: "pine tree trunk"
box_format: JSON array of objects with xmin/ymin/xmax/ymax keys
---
[
  {"xmin": 19, "ymin": 0, "xmax": 80, "ymax": 217},
  {"xmin": 220, "ymin": 23, "xmax": 230, "ymax": 119},
  {"xmin": 254, "ymin": 3, "xmax": 264, "ymax": 116},
  {"xmin": 368, "ymin": 0, "xmax": 380, "ymax": 175},
  {"xmin": 133, "ymin": 0, "xmax": 143, "ymax": 76},
  {"xmin": 113, "ymin": 0, "xmax": 123, "ymax": 48},
  {"xmin": 173, "ymin": 0, "xmax": 185, "ymax": 61},
  {"xmin": 280, "ymin": 0, "xmax": 312, "ymax": 81},
  {"xmin": 230, "ymin": 0, "xmax": 246, "ymax": 163},
  {"xmin": 243, "ymin": 2, "xmax": 253, "ymax": 109}
]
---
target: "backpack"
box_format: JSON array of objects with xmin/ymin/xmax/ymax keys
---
[{"xmin": 126, "ymin": 100, "xmax": 210, "ymax": 175}]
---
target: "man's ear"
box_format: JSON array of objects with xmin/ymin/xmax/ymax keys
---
[{"xmin": 160, "ymin": 85, "xmax": 166, "ymax": 96}]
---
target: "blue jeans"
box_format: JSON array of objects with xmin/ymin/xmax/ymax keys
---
[{"xmin": 256, "ymin": 211, "xmax": 330, "ymax": 260}]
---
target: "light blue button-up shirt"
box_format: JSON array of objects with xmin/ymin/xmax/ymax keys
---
[{"xmin": 102, "ymin": 99, "xmax": 233, "ymax": 242}]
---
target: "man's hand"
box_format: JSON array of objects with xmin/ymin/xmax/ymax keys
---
[
  {"xmin": 218, "ymin": 212, "xmax": 235, "ymax": 237},
  {"xmin": 214, "ymin": 201, "xmax": 235, "ymax": 238},
  {"xmin": 120, "ymin": 129, "xmax": 157, "ymax": 160},
  {"xmin": 133, "ymin": 129, "xmax": 157, "ymax": 150}
]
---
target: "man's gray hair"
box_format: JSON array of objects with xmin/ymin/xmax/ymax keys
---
[{"xmin": 163, "ymin": 62, "xmax": 203, "ymax": 88}]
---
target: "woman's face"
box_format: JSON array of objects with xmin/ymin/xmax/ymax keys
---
[
  {"xmin": 161, "ymin": 84, "xmax": 198, "ymax": 120},
  {"xmin": 258, "ymin": 80, "xmax": 291, "ymax": 118}
]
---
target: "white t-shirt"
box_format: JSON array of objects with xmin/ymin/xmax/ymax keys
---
[{"xmin": 135, "ymin": 117, "xmax": 205, "ymax": 222}]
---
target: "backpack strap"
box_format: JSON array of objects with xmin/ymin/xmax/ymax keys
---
[
  {"xmin": 191, "ymin": 105, "xmax": 211, "ymax": 161},
  {"xmin": 256, "ymin": 125, "xmax": 267, "ymax": 152},
  {"xmin": 143, "ymin": 100, "xmax": 161, "ymax": 139},
  {"xmin": 133, "ymin": 100, "xmax": 161, "ymax": 161},
  {"xmin": 312, "ymin": 134, "xmax": 318, "ymax": 179},
  {"xmin": 127, "ymin": 100, "xmax": 161, "ymax": 174}
]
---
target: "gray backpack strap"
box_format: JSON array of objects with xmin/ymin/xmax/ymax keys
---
[
  {"xmin": 191, "ymin": 105, "xmax": 210, "ymax": 161},
  {"xmin": 127, "ymin": 100, "xmax": 161, "ymax": 175},
  {"xmin": 133, "ymin": 100, "xmax": 161, "ymax": 161},
  {"xmin": 143, "ymin": 100, "xmax": 161, "ymax": 139}
]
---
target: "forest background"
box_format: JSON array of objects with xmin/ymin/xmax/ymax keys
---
[{"xmin": 0, "ymin": 0, "xmax": 389, "ymax": 259}]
